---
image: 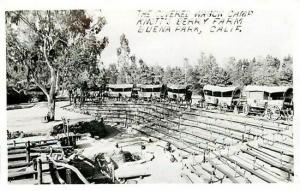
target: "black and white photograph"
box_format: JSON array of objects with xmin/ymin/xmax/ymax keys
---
[{"xmin": 1, "ymin": 0, "xmax": 300, "ymax": 188}]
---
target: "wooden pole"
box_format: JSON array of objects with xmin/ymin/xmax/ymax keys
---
[
  {"xmin": 37, "ymin": 159, "xmax": 43, "ymax": 184},
  {"xmin": 67, "ymin": 119, "xmax": 70, "ymax": 146},
  {"xmin": 48, "ymin": 157, "xmax": 89, "ymax": 184},
  {"xmin": 62, "ymin": 117, "xmax": 66, "ymax": 135},
  {"xmin": 111, "ymin": 165, "xmax": 115, "ymax": 183},
  {"xmin": 48, "ymin": 160, "xmax": 56, "ymax": 183},
  {"xmin": 25, "ymin": 141, "xmax": 31, "ymax": 163},
  {"xmin": 33, "ymin": 159, "xmax": 37, "ymax": 179},
  {"xmin": 66, "ymin": 169, "xmax": 72, "ymax": 184},
  {"xmin": 72, "ymin": 135, "xmax": 76, "ymax": 147}
]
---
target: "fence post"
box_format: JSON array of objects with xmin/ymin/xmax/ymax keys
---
[
  {"xmin": 73, "ymin": 135, "xmax": 76, "ymax": 147},
  {"xmin": 26, "ymin": 141, "xmax": 31, "ymax": 163},
  {"xmin": 66, "ymin": 169, "xmax": 72, "ymax": 184},
  {"xmin": 33, "ymin": 159, "xmax": 37, "ymax": 179},
  {"xmin": 37, "ymin": 159, "xmax": 43, "ymax": 184},
  {"xmin": 111, "ymin": 166, "xmax": 115, "ymax": 183},
  {"xmin": 67, "ymin": 119, "xmax": 70, "ymax": 146}
]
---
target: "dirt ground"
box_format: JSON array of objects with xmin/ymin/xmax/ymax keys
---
[
  {"xmin": 7, "ymin": 102, "xmax": 293, "ymax": 184},
  {"xmin": 7, "ymin": 101, "xmax": 94, "ymax": 135},
  {"xmin": 7, "ymin": 103, "xmax": 188, "ymax": 183}
]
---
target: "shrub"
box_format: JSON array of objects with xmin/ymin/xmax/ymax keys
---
[{"xmin": 51, "ymin": 120, "xmax": 107, "ymax": 138}]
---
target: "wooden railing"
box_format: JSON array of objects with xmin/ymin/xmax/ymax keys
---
[{"xmin": 72, "ymin": 100, "xmax": 294, "ymax": 183}]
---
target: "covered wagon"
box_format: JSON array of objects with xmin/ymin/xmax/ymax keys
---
[
  {"xmin": 107, "ymin": 84, "xmax": 134, "ymax": 99},
  {"xmin": 138, "ymin": 84, "xmax": 162, "ymax": 100},
  {"xmin": 167, "ymin": 84, "xmax": 192, "ymax": 102},
  {"xmin": 203, "ymin": 85, "xmax": 241, "ymax": 111},
  {"xmin": 241, "ymin": 86, "xmax": 293, "ymax": 120}
]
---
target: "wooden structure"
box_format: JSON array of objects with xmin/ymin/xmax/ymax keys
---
[
  {"xmin": 241, "ymin": 86, "xmax": 293, "ymax": 120},
  {"xmin": 70, "ymin": 100, "xmax": 293, "ymax": 183},
  {"xmin": 107, "ymin": 84, "xmax": 133, "ymax": 98},
  {"xmin": 167, "ymin": 84, "xmax": 191, "ymax": 102},
  {"xmin": 138, "ymin": 84, "xmax": 162, "ymax": 100},
  {"xmin": 7, "ymin": 135, "xmax": 91, "ymax": 184},
  {"xmin": 203, "ymin": 85, "xmax": 241, "ymax": 111}
]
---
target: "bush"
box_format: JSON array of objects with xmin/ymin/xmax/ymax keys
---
[
  {"xmin": 7, "ymin": 88, "xmax": 31, "ymax": 104},
  {"xmin": 51, "ymin": 120, "xmax": 107, "ymax": 138}
]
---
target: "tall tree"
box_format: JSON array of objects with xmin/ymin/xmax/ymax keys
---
[
  {"xmin": 106, "ymin": 63, "xmax": 119, "ymax": 84},
  {"xmin": 6, "ymin": 10, "xmax": 108, "ymax": 120},
  {"xmin": 163, "ymin": 66, "xmax": 185, "ymax": 84},
  {"xmin": 152, "ymin": 65, "xmax": 164, "ymax": 84},
  {"xmin": 225, "ymin": 58, "xmax": 252, "ymax": 86},
  {"xmin": 278, "ymin": 55, "xmax": 293, "ymax": 85},
  {"xmin": 138, "ymin": 59, "xmax": 152, "ymax": 84},
  {"xmin": 251, "ymin": 55, "xmax": 280, "ymax": 85},
  {"xmin": 116, "ymin": 34, "xmax": 131, "ymax": 83}
]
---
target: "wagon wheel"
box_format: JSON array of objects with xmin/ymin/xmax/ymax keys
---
[
  {"xmin": 119, "ymin": 178, "xmax": 126, "ymax": 184},
  {"xmin": 242, "ymin": 104, "xmax": 250, "ymax": 115},
  {"xmin": 268, "ymin": 105, "xmax": 281, "ymax": 121}
]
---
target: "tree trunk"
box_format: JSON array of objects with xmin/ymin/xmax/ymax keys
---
[
  {"xmin": 47, "ymin": 68, "xmax": 57, "ymax": 121},
  {"xmin": 55, "ymin": 70, "xmax": 60, "ymax": 93},
  {"xmin": 47, "ymin": 94, "xmax": 55, "ymax": 121}
]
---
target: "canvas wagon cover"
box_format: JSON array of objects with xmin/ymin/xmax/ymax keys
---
[
  {"xmin": 140, "ymin": 84, "xmax": 162, "ymax": 89},
  {"xmin": 243, "ymin": 86, "xmax": 292, "ymax": 93},
  {"xmin": 107, "ymin": 84, "xmax": 134, "ymax": 89},
  {"xmin": 203, "ymin": 85, "xmax": 240, "ymax": 92},
  {"xmin": 167, "ymin": 84, "xmax": 187, "ymax": 90}
]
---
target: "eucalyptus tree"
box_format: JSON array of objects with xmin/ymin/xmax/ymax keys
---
[
  {"xmin": 278, "ymin": 55, "xmax": 293, "ymax": 85},
  {"xmin": 6, "ymin": 10, "xmax": 108, "ymax": 121}
]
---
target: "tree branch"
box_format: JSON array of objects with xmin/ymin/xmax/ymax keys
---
[
  {"xmin": 32, "ymin": 77, "xmax": 49, "ymax": 98},
  {"xmin": 12, "ymin": 87, "xmax": 24, "ymax": 94},
  {"xmin": 49, "ymin": 37, "xmax": 60, "ymax": 50},
  {"xmin": 11, "ymin": 11, "xmax": 45, "ymax": 39}
]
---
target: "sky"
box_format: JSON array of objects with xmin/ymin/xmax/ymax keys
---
[{"xmin": 97, "ymin": 9, "xmax": 293, "ymax": 68}]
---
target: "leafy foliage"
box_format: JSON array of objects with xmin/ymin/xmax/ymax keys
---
[
  {"xmin": 7, "ymin": 10, "xmax": 293, "ymax": 106},
  {"xmin": 105, "ymin": 37, "xmax": 293, "ymax": 91},
  {"xmin": 6, "ymin": 10, "xmax": 108, "ymax": 118}
]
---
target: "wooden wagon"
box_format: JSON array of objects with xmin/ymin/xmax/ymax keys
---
[
  {"xmin": 138, "ymin": 84, "xmax": 162, "ymax": 101},
  {"xmin": 241, "ymin": 86, "xmax": 293, "ymax": 120},
  {"xmin": 107, "ymin": 84, "xmax": 134, "ymax": 100},
  {"xmin": 167, "ymin": 84, "xmax": 192, "ymax": 103},
  {"xmin": 203, "ymin": 85, "xmax": 241, "ymax": 112}
]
